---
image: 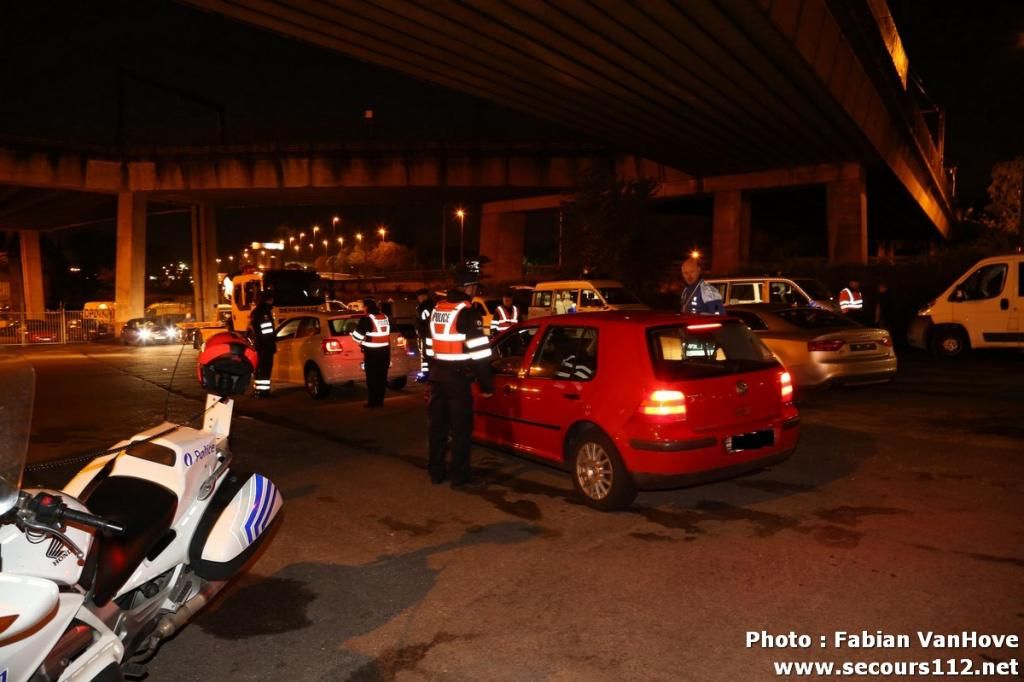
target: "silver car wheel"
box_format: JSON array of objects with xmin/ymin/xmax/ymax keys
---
[
  {"xmin": 942, "ymin": 337, "xmax": 961, "ymax": 354},
  {"xmin": 576, "ymin": 442, "xmax": 613, "ymax": 500}
]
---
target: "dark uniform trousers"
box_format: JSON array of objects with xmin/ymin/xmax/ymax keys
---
[
  {"xmin": 363, "ymin": 347, "xmax": 390, "ymax": 406},
  {"xmin": 427, "ymin": 365, "xmax": 475, "ymax": 484},
  {"xmin": 254, "ymin": 346, "xmax": 275, "ymax": 389}
]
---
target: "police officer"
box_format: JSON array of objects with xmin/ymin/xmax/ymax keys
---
[
  {"xmin": 490, "ymin": 291, "xmax": 520, "ymax": 334},
  {"xmin": 352, "ymin": 299, "xmax": 391, "ymax": 408},
  {"xmin": 680, "ymin": 257, "xmax": 725, "ymax": 315},
  {"xmin": 425, "ymin": 271, "xmax": 494, "ymax": 488},
  {"xmin": 248, "ymin": 289, "xmax": 276, "ymax": 398},
  {"xmin": 414, "ymin": 288, "xmax": 434, "ymax": 382},
  {"xmin": 839, "ymin": 278, "xmax": 865, "ymax": 319}
]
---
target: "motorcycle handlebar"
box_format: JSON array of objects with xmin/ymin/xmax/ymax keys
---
[{"xmin": 60, "ymin": 507, "xmax": 126, "ymax": 535}]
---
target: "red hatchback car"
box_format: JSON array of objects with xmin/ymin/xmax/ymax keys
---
[{"xmin": 473, "ymin": 312, "xmax": 800, "ymax": 510}]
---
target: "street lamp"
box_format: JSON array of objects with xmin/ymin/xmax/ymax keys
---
[
  {"xmin": 377, "ymin": 226, "xmax": 387, "ymax": 241},
  {"xmin": 337, "ymin": 236, "xmax": 344, "ymax": 247},
  {"xmin": 332, "ymin": 216, "xmax": 340, "ymax": 233},
  {"xmin": 455, "ymin": 208, "xmax": 466, "ymax": 263},
  {"xmin": 322, "ymin": 239, "xmax": 329, "ymax": 254},
  {"xmin": 355, "ymin": 232, "xmax": 363, "ymax": 244}
]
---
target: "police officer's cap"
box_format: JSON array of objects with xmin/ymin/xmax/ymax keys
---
[{"xmin": 454, "ymin": 269, "xmax": 479, "ymax": 287}]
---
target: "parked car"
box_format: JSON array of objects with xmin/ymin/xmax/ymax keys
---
[
  {"xmin": 120, "ymin": 316, "xmax": 184, "ymax": 345},
  {"xmin": 706, "ymin": 277, "xmax": 838, "ymax": 311},
  {"xmin": 271, "ymin": 312, "xmax": 419, "ymax": 399},
  {"xmin": 475, "ymin": 311, "xmax": 800, "ymax": 510},
  {"xmin": 0, "ymin": 320, "xmax": 59, "ymax": 344},
  {"xmin": 728, "ymin": 304, "xmax": 896, "ymax": 388},
  {"xmin": 528, "ymin": 280, "xmax": 649, "ymax": 319},
  {"xmin": 908, "ymin": 254, "xmax": 1024, "ymax": 358}
]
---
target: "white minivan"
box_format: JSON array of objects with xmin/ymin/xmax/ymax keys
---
[
  {"xmin": 527, "ymin": 280, "xmax": 649, "ymax": 319},
  {"xmin": 908, "ymin": 254, "xmax": 1024, "ymax": 357}
]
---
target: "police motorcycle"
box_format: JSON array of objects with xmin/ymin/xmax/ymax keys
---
[{"xmin": 0, "ymin": 334, "xmax": 282, "ymax": 681}]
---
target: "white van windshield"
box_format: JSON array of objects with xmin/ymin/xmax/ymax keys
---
[{"xmin": 596, "ymin": 287, "xmax": 640, "ymax": 305}]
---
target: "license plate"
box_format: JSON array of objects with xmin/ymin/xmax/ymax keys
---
[
  {"xmin": 725, "ymin": 429, "xmax": 774, "ymax": 453},
  {"xmin": 850, "ymin": 342, "xmax": 876, "ymax": 351}
]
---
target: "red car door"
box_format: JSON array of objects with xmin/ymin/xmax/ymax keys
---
[
  {"xmin": 504, "ymin": 323, "xmax": 601, "ymax": 462},
  {"xmin": 474, "ymin": 326, "xmax": 540, "ymax": 448}
]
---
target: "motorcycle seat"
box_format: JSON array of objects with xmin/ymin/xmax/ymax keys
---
[{"xmin": 81, "ymin": 476, "xmax": 178, "ymax": 606}]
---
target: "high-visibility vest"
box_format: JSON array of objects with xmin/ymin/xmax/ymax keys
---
[
  {"xmin": 490, "ymin": 304, "xmax": 519, "ymax": 332},
  {"xmin": 353, "ymin": 314, "xmax": 390, "ymax": 348},
  {"xmin": 839, "ymin": 288, "xmax": 863, "ymax": 311},
  {"xmin": 425, "ymin": 301, "xmax": 492, "ymax": 362},
  {"xmin": 251, "ymin": 305, "xmax": 276, "ymax": 340}
]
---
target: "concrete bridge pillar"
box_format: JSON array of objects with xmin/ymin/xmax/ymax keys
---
[
  {"xmin": 115, "ymin": 192, "xmax": 147, "ymax": 329},
  {"xmin": 191, "ymin": 205, "xmax": 219, "ymax": 322},
  {"xmin": 827, "ymin": 164, "xmax": 868, "ymax": 264},
  {"xmin": 18, "ymin": 230, "xmax": 45, "ymax": 317},
  {"xmin": 711, "ymin": 190, "xmax": 751, "ymax": 274},
  {"xmin": 480, "ymin": 209, "xmax": 526, "ymax": 284}
]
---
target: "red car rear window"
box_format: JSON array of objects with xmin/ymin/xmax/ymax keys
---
[{"xmin": 647, "ymin": 320, "xmax": 778, "ymax": 379}]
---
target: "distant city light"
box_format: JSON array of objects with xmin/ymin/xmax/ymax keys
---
[{"xmin": 68, "ymin": 266, "xmax": 81, "ymax": 273}]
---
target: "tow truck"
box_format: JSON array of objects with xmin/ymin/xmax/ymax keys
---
[{"xmin": 183, "ymin": 268, "xmax": 326, "ymax": 348}]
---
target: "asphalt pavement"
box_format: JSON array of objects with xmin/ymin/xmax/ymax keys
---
[{"xmin": 8, "ymin": 343, "xmax": 1023, "ymax": 681}]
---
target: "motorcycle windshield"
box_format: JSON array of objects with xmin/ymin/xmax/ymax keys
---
[{"xmin": 0, "ymin": 354, "xmax": 34, "ymax": 514}]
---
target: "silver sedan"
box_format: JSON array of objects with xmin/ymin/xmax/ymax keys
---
[{"xmin": 727, "ymin": 304, "xmax": 897, "ymax": 388}]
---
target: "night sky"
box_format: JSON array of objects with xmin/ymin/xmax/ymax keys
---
[{"xmin": 2, "ymin": 1, "xmax": 1022, "ymax": 274}]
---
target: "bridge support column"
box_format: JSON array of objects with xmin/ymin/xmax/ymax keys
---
[
  {"xmin": 480, "ymin": 210, "xmax": 526, "ymax": 283},
  {"xmin": 18, "ymin": 230, "xmax": 45, "ymax": 317},
  {"xmin": 711, "ymin": 190, "xmax": 750, "ymax": 274},
  {"xmin": 115, "ymin": 192, "xmax": 146, "ymax": 330},
  {"xmin": 827, "ymin": 164, "xmax": 868, "ymax": 264},
  {"xmin": 191, "ymin": 205, "xmax": 219, "ymax": 322}
]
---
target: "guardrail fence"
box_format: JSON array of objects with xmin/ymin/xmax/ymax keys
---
[{"xmin": 0, "ymin": 311, "xmax": 113, "ymax": 346}]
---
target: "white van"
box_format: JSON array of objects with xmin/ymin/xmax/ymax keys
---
[
  {"xmin": 528, "ymin": 280, "xmax": 649, "ymax": 319},
  {"xmin": 705, "ymin": 277, "xmax": 839, "ymax": 311},
  {"xmin": 908, "ymin": 254, "xmax": 1024, "ymax": 357}
]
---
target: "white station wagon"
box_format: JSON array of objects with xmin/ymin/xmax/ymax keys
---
[{"xmin": 271, "ymin": 312, "xmax": 419, "ymax": 399}]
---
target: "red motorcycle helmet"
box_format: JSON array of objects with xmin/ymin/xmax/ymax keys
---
[{"xmin": 197, "ymin": 332, "xmax": 259, "ymax": 397}]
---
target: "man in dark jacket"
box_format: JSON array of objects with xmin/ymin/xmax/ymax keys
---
[
  {"xmin": 352, "ymin": 299, "xmax": 391, "ymax": 408},
  {"xmin": 425, "ymin": 272, "xmax": 494, "ymax": 489},
  {"xmin": 414, "ymin": 288, "xmax": 434, "ymax": 382},
  {"xmin": 248, "ymin": 289, "xmax": 276, "ymax": 398},
  {"xmin": 680, "ymin": 257, "xmax": 725, "ymax": 315}
]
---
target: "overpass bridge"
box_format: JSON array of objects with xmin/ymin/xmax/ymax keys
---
[{"xmin": 3, "ymin": 0, "xmax": 952, "ymax": 324}]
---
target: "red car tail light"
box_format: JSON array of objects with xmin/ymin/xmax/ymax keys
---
[
  {"xmin": 880, "ymin": 335, "xmax": 893, "ymax": 347},
  {"xmin": 639, "ymin": 390, "xmax": 687, "ymax": 419},
  {"xmin": 807, "ymin": 339, "xmax": 844, "ymax": 352},
  {"xmin": 322, "ymin": 338, "xmax": 343, "ymax": 354},
  {"xmin": 779, "ymin": 371, "xmax": 794, "ymax": 404},
  {"xmin": 686, "ymin": 322, "xmax": 721, "ymax": 331}
]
